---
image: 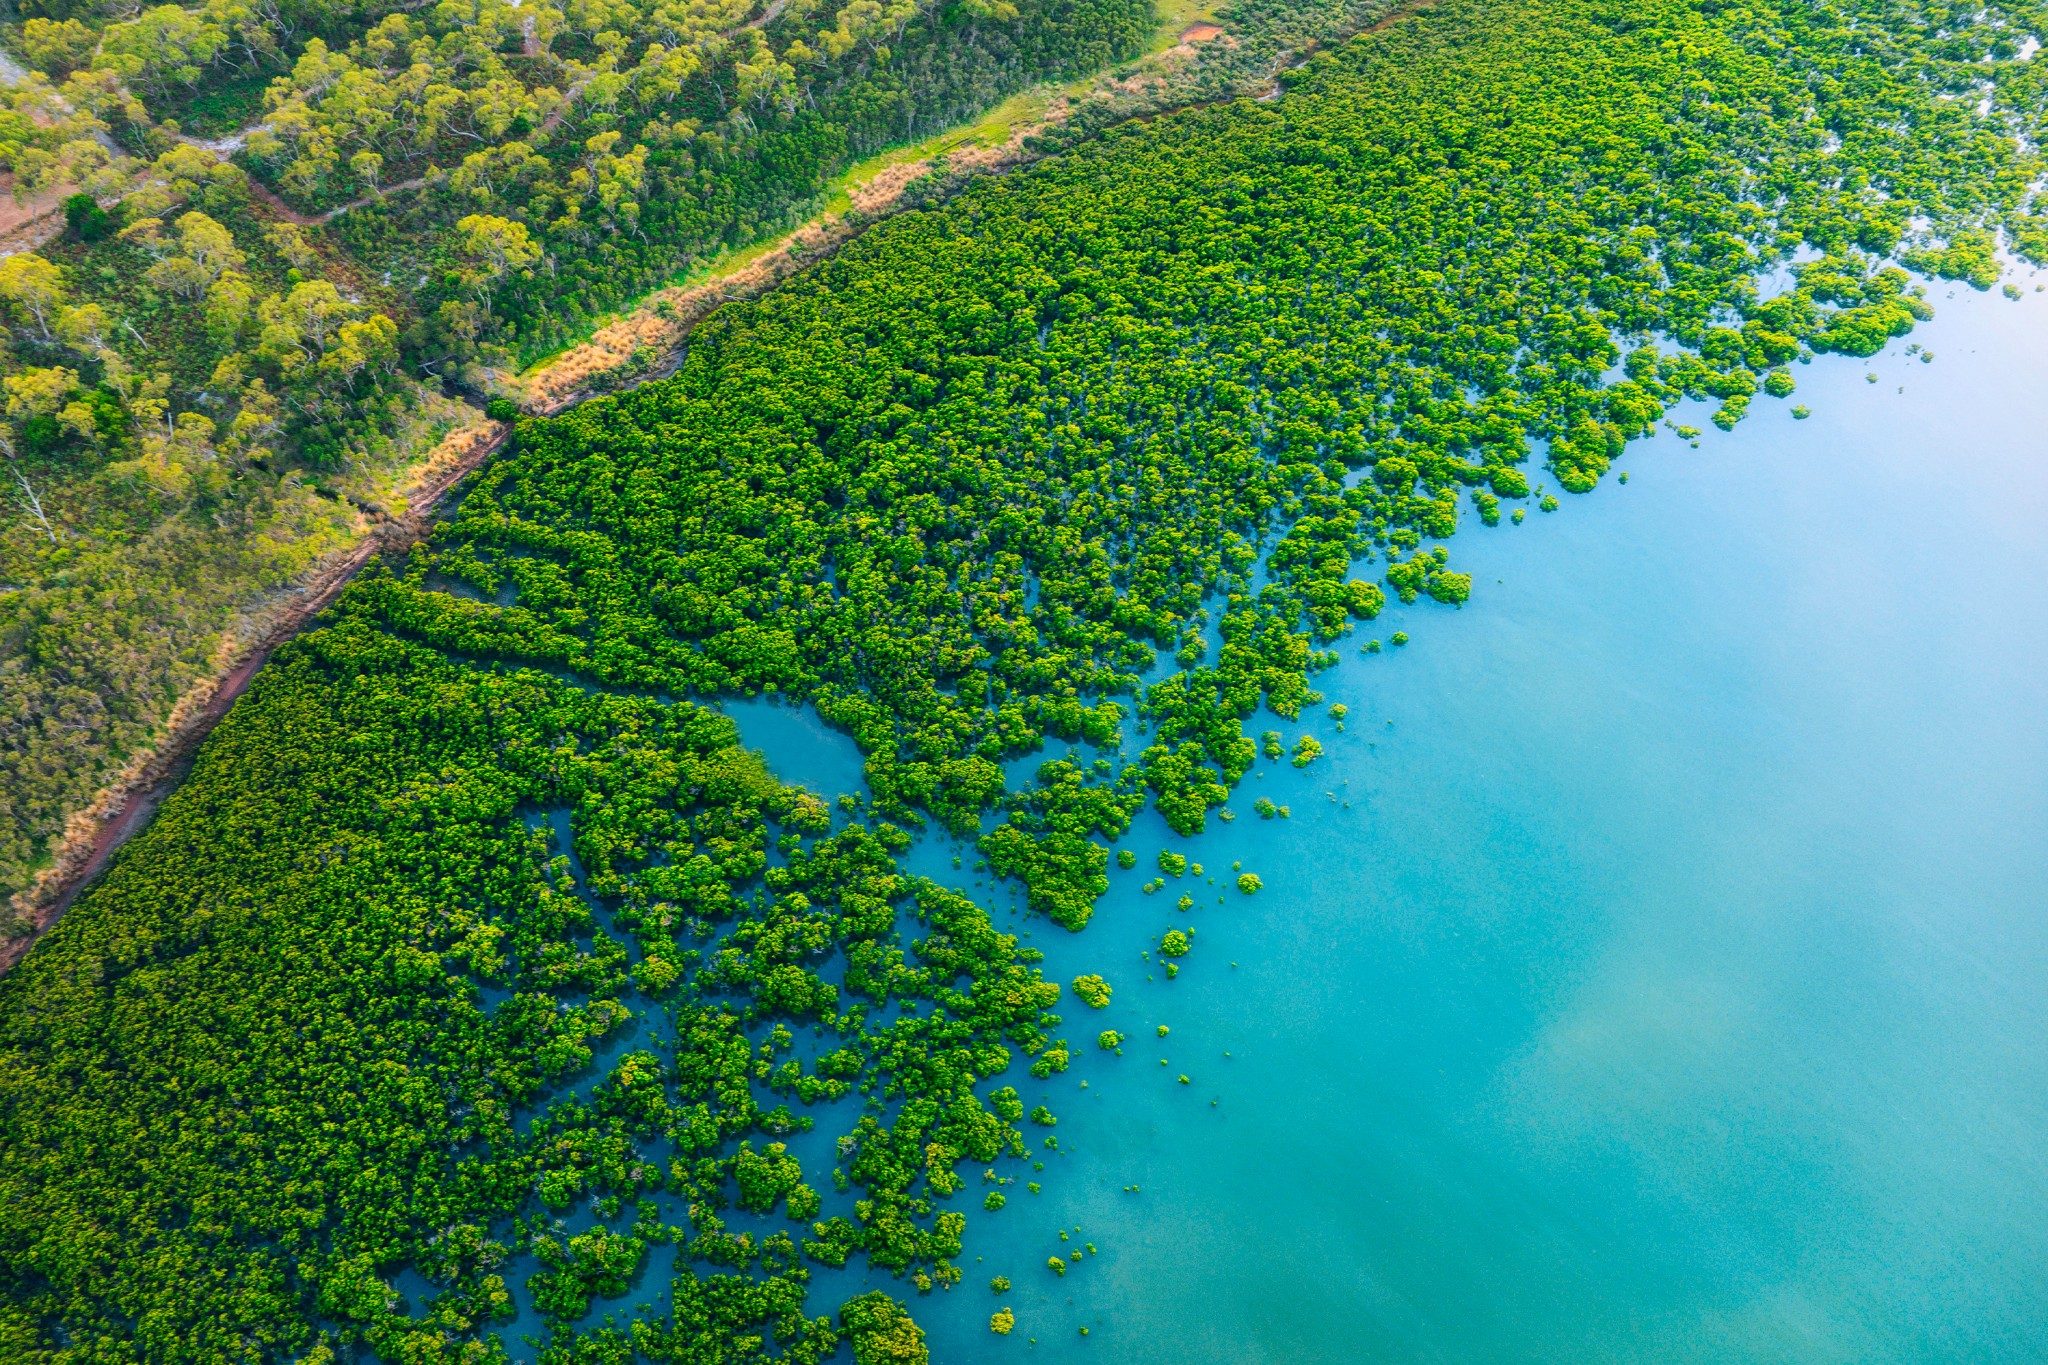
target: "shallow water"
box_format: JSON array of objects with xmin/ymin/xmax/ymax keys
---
[
  {"xmin": 718, "ymin": 280, "xmax": 2048, "ymax": 1363},
  {"xmin": 492, "ymin": 278, "xmax": 2048, "ymax": 1361}
]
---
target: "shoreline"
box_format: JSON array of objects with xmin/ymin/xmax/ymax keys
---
[
  {"xmin": 0, "ymin": 421, "xmax": 507, "ymax": 975},
  {"xmin": 0, "ymin": 3, "xmax": 1425, "ymax": 975},
  {"xmin": 510, "ymin": 24, "xmax": 1358, "ymax": 412}
]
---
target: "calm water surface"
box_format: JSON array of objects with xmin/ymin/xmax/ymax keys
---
[{"xmin": 514, "ymin": 281, "xmax": 2048, "ymax": 1361}]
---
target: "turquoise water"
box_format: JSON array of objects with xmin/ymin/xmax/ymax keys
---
[
  {"xmin": 480, "ymin": 281, "xmax": 2048, "ymax": 1359},
  {"xmin": 709, "ymin": 280, "xmax": 2048, "ymax": 1363}
]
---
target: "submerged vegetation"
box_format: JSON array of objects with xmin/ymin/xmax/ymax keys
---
[{"xmin": 4, "ymin": 0, "xmax": 2048, "ymax": 1358}]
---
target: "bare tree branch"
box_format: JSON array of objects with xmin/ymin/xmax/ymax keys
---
[{"xmin": 3, "ymin": 435, "xmax": 58, "ymax": 544}]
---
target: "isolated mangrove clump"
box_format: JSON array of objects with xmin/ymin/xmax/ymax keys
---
[
  {"xmin": 1072, "ymin": 973, "xmax": 1114, "ymax": 1008},
  {"xmin": 842, "ymin": 1292, "xmax": 931, "ymax": 1365}
]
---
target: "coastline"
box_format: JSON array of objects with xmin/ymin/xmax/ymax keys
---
[{"xmin": 0, "ymin": 2, "xmax": 1423, "ymax": 975}]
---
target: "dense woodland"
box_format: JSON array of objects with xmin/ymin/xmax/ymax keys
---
[
  {"xmin": 0, "ymin": 0, "xmax": 1194, "ymax": 929},
  {"xmin": 0, "ymin": 0, "xmax": 1399, "ymax": 941},
  {"xmin": 3, "ymin": 0, "xmax": 2047, "ymax": 1359}
]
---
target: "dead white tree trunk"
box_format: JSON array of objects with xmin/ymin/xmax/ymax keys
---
[{"xmin": 7, "ymin": 455, "xmax": 57, "ymax": 544}]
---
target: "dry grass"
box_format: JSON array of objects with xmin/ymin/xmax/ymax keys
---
[{"xmin": 0, "ymin": 411, "xmax": 509, "ymax": 973}]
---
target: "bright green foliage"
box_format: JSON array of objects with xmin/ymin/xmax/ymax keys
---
[
  {"xmin": 1237, "ymin": 873, "xmax": 1264, "ymax": 894},
  {"xmin": 0, "ymin": 623, "xmax": 1055, "ymax": 1359},
  {"xmin": 346, "ymin": 0, "xmax": 2047, "ymax": 941},
  {"xmin": 734, "ymin": 1141, "xmax": 807, "ymax": 1214},
  {"xmin": 327, "ymin": 0, "xmax": 1160, "ymax": 372},
  {"xmin": 531, "ymin": 1227, "xmax": 650, "ymax": 1325},
  {"xmin": 1904, "ymin": 231, "xmax": 2004, "ymax": 290},
  {"xmin": 0, "ymin": 0, "xmax": 1170, "ymax": 928},
  {"xmin": 1028, "ymin": 1041, "xmax": 1072, "ymax": 1077},
  {"xmin": 840, "ymin": 1291, "xmax": 929, "ymax": 1365},
  {"xmin": 5, "ymin": 0, "xmax": 2048, "ymax": 1355},
  {"xmin": 1159, "ymin": 929, "xmax": 1191, "ymax": 959},
  {"xmin": 1071, "ymin": 973, "xmax": 1113, "ymax": 1008}
]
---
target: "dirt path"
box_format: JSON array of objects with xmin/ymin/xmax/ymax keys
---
[
  {"xmin": 0, "ymin": 420, "xmax": 508, "ymax": 975},
  {"xmin": 513, "ymin": 9, "xmax": 1386, "ymax": 410},
  {"xmin": 0, "ymin": 175, "xmax": 69, "ymax": 257},
  {"xmin": 182, "ymin": 123, "xmax": 266, "ymax": 156},
  {"xmin": 0, "ymin": 0, "xmax": 1439, "ymax": 975},
  {"xmin": 0, "ymin": 52, "xmax": 114, "ymax": 255},
  {"xmin": 245, "ymin": 170, "xmax": 437, "ymax": 226}
]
